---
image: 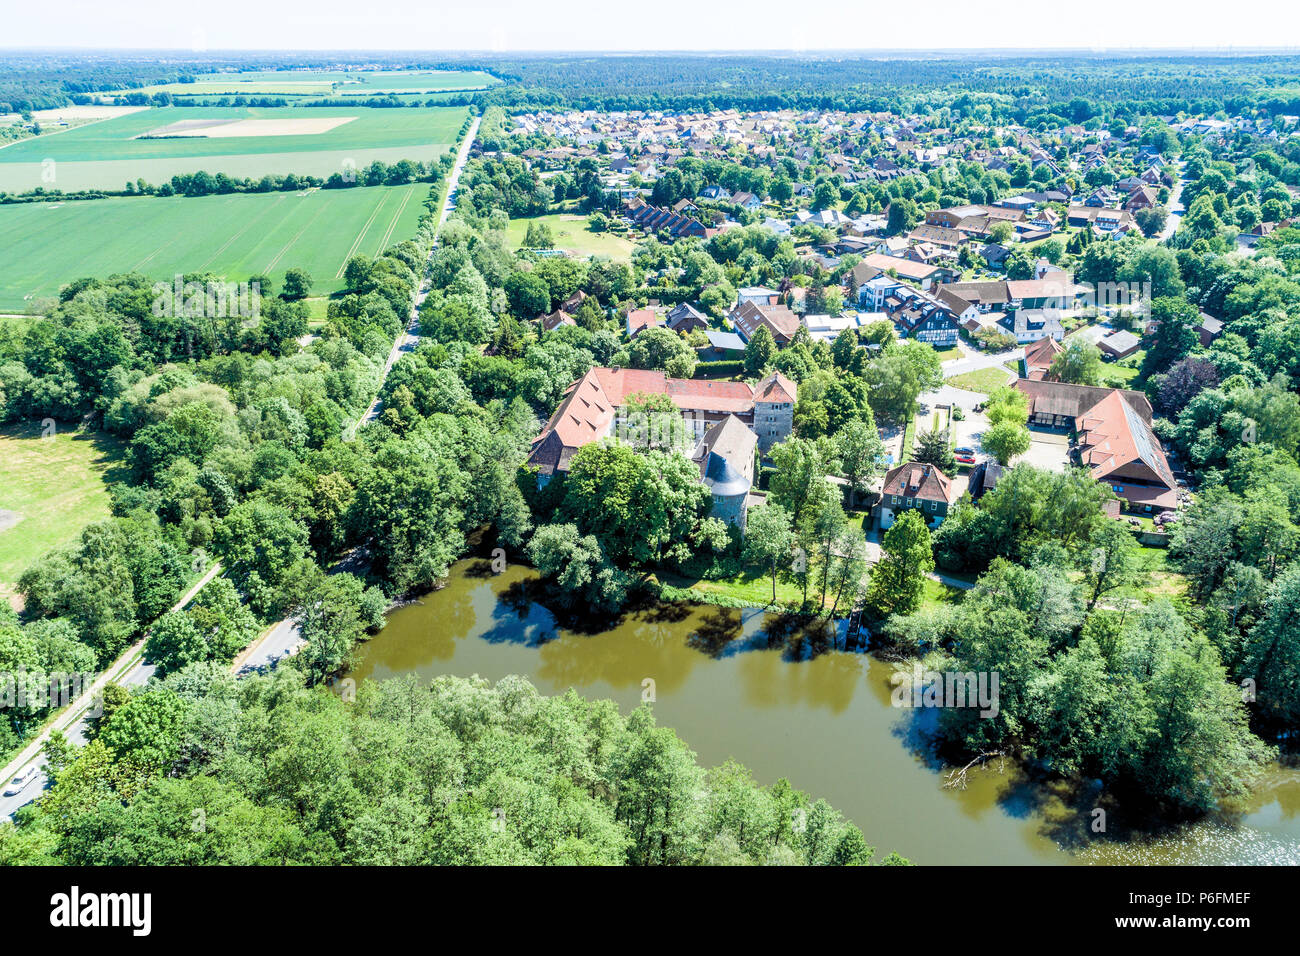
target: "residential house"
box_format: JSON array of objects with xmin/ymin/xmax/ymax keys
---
[
  {"xmin": 526, "ymin": 367, "xmax": 797, "ymax": 486},
  {"xmin": 1022, "ymin": 335, "xmax": 1065, "ymax": 380},
  {"xmin": 858, "ymin": 253, "xmax": 945, "ymax": 289},
  {"xmin": 561, "ymin": 289, "xmax": 588, "ymax": 313},
  {"xmin": 730, "ymin": 300, "xmax": 801, "ymax": 347},
  {"xmin": 878, "ymin": 462, "xmax": 955, "ymax": 529},
  {"xmin": 802, "ymin": 313, "xmax": 859, "ymax": 343},
  {"xmin": 1197, "ymin": 312, "xmax": 1225, "ymax": 348},
  {"xmin": 1067, "ymin": 205, "xmax": 1136, "ymax": 236},
  {"xmin": 1006, "ymin": 277, "xmax": 1083, "ymax": 312},
  {"xmin": 999, "ymin": 308, "xmax": 1064, "ymax": 344},
  {"xmin": 541, "ymin": 309, "xmax": 577, "ymax": 333},
  {"xmin": 624, "ymin": 198, "xmax": 711, "ymax": 239},
  {"xmin": 626, "ymin": 309, "xmax": 661, "ymax": 338},
  {"xmin": 666, "ymin": 302, "xmax": 709, "ymax": 333},
  {"xmin": 1125, "ymin": 185, "xmax": 1158, "ymax": 212},
  {"xmin": 737, "ymin": 286, "xmax": 781, "ymax": 307},
  {"xmin": 937, "ymin": 280, "xmax": 1010, "ymax": 313},
  {"xmin": 875, "ymin": 281, "xmax": 963, "ymax": 347}
]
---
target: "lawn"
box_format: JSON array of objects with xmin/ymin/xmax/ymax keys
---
[
  {"xmin": 0, "ymin": 105, "xmax": 468, "ymax": 192},
  {"xmin": 1128, "ymin": 547, "xmax": 1188, "ymax": 602},
  {"xmin": 919, "ymin": 577, "xmax": 966, "ymax": 608},
  {"xmin": 0, "ymin": 423, "xmax": 128, "ymax": 606},
  {"xmin": 0, "ymin": 183, "xmax": 433, "ymax": 310},
  {"xmin": 505, "ymin": 214, "xmax": 640, "ymax": 261},
  {"xmin": 901, "ymin": 416, "xmax": 917, "ymax": 462},
  {"xmin": 947, "ymin": 365, "xmax": 1015, "ymax": 394},
  {"xmin": 661, "ymin": 569, "xmax": 811, "ymax": 609},
  {"xmin": 1101, "ymin": 352, "xmax": 1145, "ymax": 387}
]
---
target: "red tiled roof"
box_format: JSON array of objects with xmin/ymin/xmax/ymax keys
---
[
  {"xmin": 862, "ymin": 253, "xmax": 937, "ymax": 282},
  {"xmin": 1023, "ymin": 335, "xmax": 1064, "ymax": 379},
  {"xmin": 526, "ymin": 367, "xmax": 759, "ymax": 474},
  {"xmin": 626, "ymin": 309, "xmax": 660, "ymax": 336},
  {"xmin": 881, "ymin": 461, "xmax": 954, "ymax": 504},
  {"xmin": 754, "ymin": 370, "xmax": 797, "ymax": 404},
  {"xmin": 1074, "ymin": 390, "xmax": 1178, "ymax": 508},
  {"xmin": 731, "ymin": 301, "xmax": 800, "ymax": 342}
]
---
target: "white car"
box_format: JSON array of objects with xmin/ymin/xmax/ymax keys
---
[{"xmin": 3, "ymin": 766, "xmax": 39, "ymax": 797}]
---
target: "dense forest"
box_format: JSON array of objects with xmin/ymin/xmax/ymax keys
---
[
  {"xmin": 0, "ymin": 667, "xmax": 903, "ymax": 866},
  {"xmin": 7, "ymin": 51, "xmax": 1300, "ymax": 119}
]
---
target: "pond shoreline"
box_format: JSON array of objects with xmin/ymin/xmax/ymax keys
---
[{"xmin": 346, "ymin": 555, "xmax": 1300, "ymax": 866}]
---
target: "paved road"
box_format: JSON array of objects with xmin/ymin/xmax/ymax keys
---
[
  {"xmin": 230, "ymin": 547, "xmax": 373, "ymax": 677},
  {"xmin": 922, "ymin": 382, "xmax": 998, "ymax": 413},
  {"xmin": 358, "ymin": 114, "xmax": 480, "ymax": 428},
  {"xmin": 1159, "ymin": 162, "xmax": 1186, "ymax": 241},
  {"xmin": 1, "ymin": 561, "xmax": 223, "ymax": 819},
  {"xmin": 232, "ymin": 614, "xmax": 302, "ymax": 677},
  {"xmin": 861, "ymin": 523, "xmax": 974, "ymax": 592}
]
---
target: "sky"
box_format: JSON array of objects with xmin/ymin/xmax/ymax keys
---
[{"xmin": 2, "ymin": 0, "xmax": 1298, "ymax": 52}]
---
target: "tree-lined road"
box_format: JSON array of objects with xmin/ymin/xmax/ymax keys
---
[
  {"xmin": 0, "ymin": 561, "xmax": 223, "ymax": 819},
  {"xmin": 358, "ymin": 113, "xmax": 480, "ymax": 428},
  {"xmin": 244, "ymin": 115, "xmax": 482, "ymax": 672}
]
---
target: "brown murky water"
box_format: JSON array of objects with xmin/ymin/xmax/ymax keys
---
[{"xmin": 346, "ymin": 558, "xmax": 1300, "ymax": 865}]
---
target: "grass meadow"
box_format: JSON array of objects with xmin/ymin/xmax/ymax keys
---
[
  {"xmin": 0, "ymin": 422, "xmax": 127, "ymax": 607},
  {"xmin": 504, "ymin": 213, "xmax": 640, "ymax": 261},
  {"xmin": 0, "ymin": 183, "xmax": 434, "ymax": 309},
  {"xmin": 0, "ymin": 104, "xmax": 468, "ymax": 192}
]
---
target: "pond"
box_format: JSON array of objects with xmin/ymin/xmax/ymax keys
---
[{"xmin": 345, "ymin": 556, "xmax": 1300, "ymax": 865}]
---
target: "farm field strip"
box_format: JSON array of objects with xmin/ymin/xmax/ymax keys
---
[
  {"xmin": 106, "ymin": 69, "xmax": 499, "ymax": 98},
  {"xmin": 0, "ymin": 105, "xmax": 467, "ymax": 192},
  {"xmin": 0, "ymin": 423, "xmax": 127, "ymax": 600},
  {"xmin": 335, "ymin": 188, "xmax": 393, "ymax": 278},
  {"xmin": 375, "ymin": 184, "xmax": 416, "ymax": 255},
  {"xmin": 199, "ymin": 194, "xmax": 288, "ymax": 268},
  {"xmin": 263, "ymin": 197, "xmax": 332, "ymax": 273},
  {"xmin": 0, "ymin": 184, "xmax": 431, "ymax": 309}
]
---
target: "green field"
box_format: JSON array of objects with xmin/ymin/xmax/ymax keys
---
[
  {"xmin": 0, "ymin": 104, "xmax": 468, "ymax": 192},
  {"xmin": 505, "ymin": 214, "xmax": 640, "ymax": 261},
  {"xmin": 113, "ymin": 69, "xmax": 500, "ymax": 98},
  {"xmin": 0, "ymin": 422, "xmax": 127, "ymax": 606},
  {"xmin": 0, "ymin": 184, "xmax": 433, "ymax": 310}
]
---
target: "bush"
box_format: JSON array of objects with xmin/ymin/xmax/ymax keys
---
[{"xmin": 694, "ymin": 360, "xmax": 744, "ymax": 378}]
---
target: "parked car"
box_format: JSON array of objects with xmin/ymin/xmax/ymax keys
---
[
  {"xmin": 954, "ymin": 446, "xmax": 976, "ymax": 456},
  {"xmin": 955, "ymin": 453, "xmax": 977, "ymax": 465}
]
